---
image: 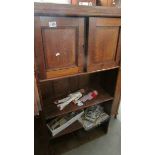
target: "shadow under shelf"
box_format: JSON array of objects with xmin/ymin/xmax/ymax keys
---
[{"xmin": 43, "ymin": 86, "xmax": 113, "ymax": 120}]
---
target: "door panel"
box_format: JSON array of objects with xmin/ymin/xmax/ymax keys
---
[
  {"xmin": 34, "ymin": 16, "xmax": 84, "ymax": 79},
  {"xmin": 42, "ymin": 28, "xmax": 77, "ymax": 70},
  {"xmin": 95, "ymin": 27, "xmax": 119, "ymax": 62},
  {"xmin": 87, "ymin": 18, "xmax": 121, "ymax": 72}
]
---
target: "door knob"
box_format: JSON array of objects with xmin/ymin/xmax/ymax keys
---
[{"xmin": 56, "ymin": 52, "xmax": 60, "ymax": 56}]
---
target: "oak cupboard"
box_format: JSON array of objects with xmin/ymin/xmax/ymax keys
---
[{"xmin": 34, "ymin": 3, "xmax": 121, "ymax": 155}]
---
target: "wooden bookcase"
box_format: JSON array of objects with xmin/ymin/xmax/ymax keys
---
[{"xmin": 34, "ymin": 3, "xmax": 121, "ymax": 155}]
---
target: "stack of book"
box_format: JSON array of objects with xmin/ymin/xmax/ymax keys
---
[{"xmin": 78, "ymin": 105, "xmax": 109, "ymax": 130}]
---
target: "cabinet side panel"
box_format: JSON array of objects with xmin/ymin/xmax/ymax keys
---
[
  {"xmin": 111, "ymin": 69, "xmax": 121, "ymax": 116},
  {"xmin": 34, "ymin": 16, "xmax": 46, "ymax": 79}
]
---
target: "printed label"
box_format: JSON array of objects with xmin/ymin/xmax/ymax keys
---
[{"xmin": 49, "ymin": 21, "xmax": 57, "ymax": 28}]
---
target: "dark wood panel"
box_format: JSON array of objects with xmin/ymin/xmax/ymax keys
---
[
  {"xmin": 96, "ymin": 18, "xmax": 121, "ymax": 26},
  {"xmin": 53, "ymin": 78, "xmax": 70, "ymax": 98},
  {"xmin": 87, "ymin": 17, "xmax": 121, "ymax": 72},
  {"xmin": 35, "ymin": 16, "xmax": 85, "ymax": 79},
  {"xmin": 116, "ymin": 29, "xmax": 121, "ymax": 65},
  {"xmin": 46, "ymin": 67, "xmax": 79, "ymax": 79},
  {"xmin": 39, "ymin": 66, "xmax": 120, "ymax": 82},
  {"xmin": 94, "ymin": 27, "xmax": 119, "ymax": 62},
  {"xmin": 35, "ymin": 113, "xmax": 56, "ymax": 155},
  {"xmin": 34, "ymin": 16, "xmax": 46, "ymax": 79},
  {"xmin": 42, "ymin": 28, "xmax": 77, "ymax": 70},
  {"xmin": 40, "ymin": 16, "xmax": 80, "ymax": 26},
  {"xmin": 100, "ymin": 68, "xmax": 118, "ymax": 96},
  {"xmin": 111, "ymin": 68, "xmax": 121, "ymax": 117},
  {"xmin": 34, "ymin": 3, "xmax": 121, "ymax": 17},
  {"xmin": 40, "ymin": 75, "xmax": 86, "ymax": 100}
]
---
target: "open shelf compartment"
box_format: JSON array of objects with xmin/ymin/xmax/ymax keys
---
[
  {"xmin": 40, "ymin": 69, "xmax": 118, "ymax": 120},
  {"xmin": 51, "ymin": 116, "xmax": 110, "ymax": 139},
  {"xmin": 44, "ymin": 86, "xmax": 113, "ymax": 120},
  {"xmin": 48, "ymin": 99, "xmax": 112, "ymax": 139}
]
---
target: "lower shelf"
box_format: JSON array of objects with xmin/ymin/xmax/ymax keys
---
[
  {"xmin": 44, "ymin": 86, "xmax": 113, "ymax": 120},
  {"xmin": 50, "ymin": 124, "xmax": 110, "ymax": 155},
  {"xmin": 50, "ymin": 117, "xmax": 110, "ymax": 139}
]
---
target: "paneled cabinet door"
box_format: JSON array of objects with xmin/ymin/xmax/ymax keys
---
[
  {"xmin": 34, "ymin": 17, "xmax": 85, "ymax": 79},
  {"xmin": 87, "ymin": 18, "xmax": 121, "ymax": 72}
]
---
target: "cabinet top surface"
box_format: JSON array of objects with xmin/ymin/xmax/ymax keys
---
[{"xmin": 34, "ymin": 3, "xmax": 121, "ymax": 17}]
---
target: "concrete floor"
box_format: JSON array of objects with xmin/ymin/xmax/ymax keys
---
[{"xmin": 62, "ymin": 118, "xmax": 121, "ymax": 155}]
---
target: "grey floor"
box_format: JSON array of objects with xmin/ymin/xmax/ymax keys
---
[{"xmin": 62, "ymin": 112, "xmax": 121, "ymax": 155}]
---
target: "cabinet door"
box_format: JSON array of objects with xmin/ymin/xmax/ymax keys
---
[
  {"xmin": 35, "ymin": 17, "xmax": 84, "ymax": 79},
  {"xmin": 87, "ymin": 18, "xmax": 121, "ymax": 72}
]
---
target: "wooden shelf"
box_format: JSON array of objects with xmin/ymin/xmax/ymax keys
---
[
  {"xmin": 39, "ymin": 66, "xmax": 120, "ymax": 83},
  {"xmin": 44, "ymin": 86, "xmax": 113, "ymax": 120},
  {"xmin": 34, "ymin": 3, "xmax": 121, "ymax": 17},
  {"xmin": 50, "ymin": 121, "xmax": 110, "ymax": 155}
]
